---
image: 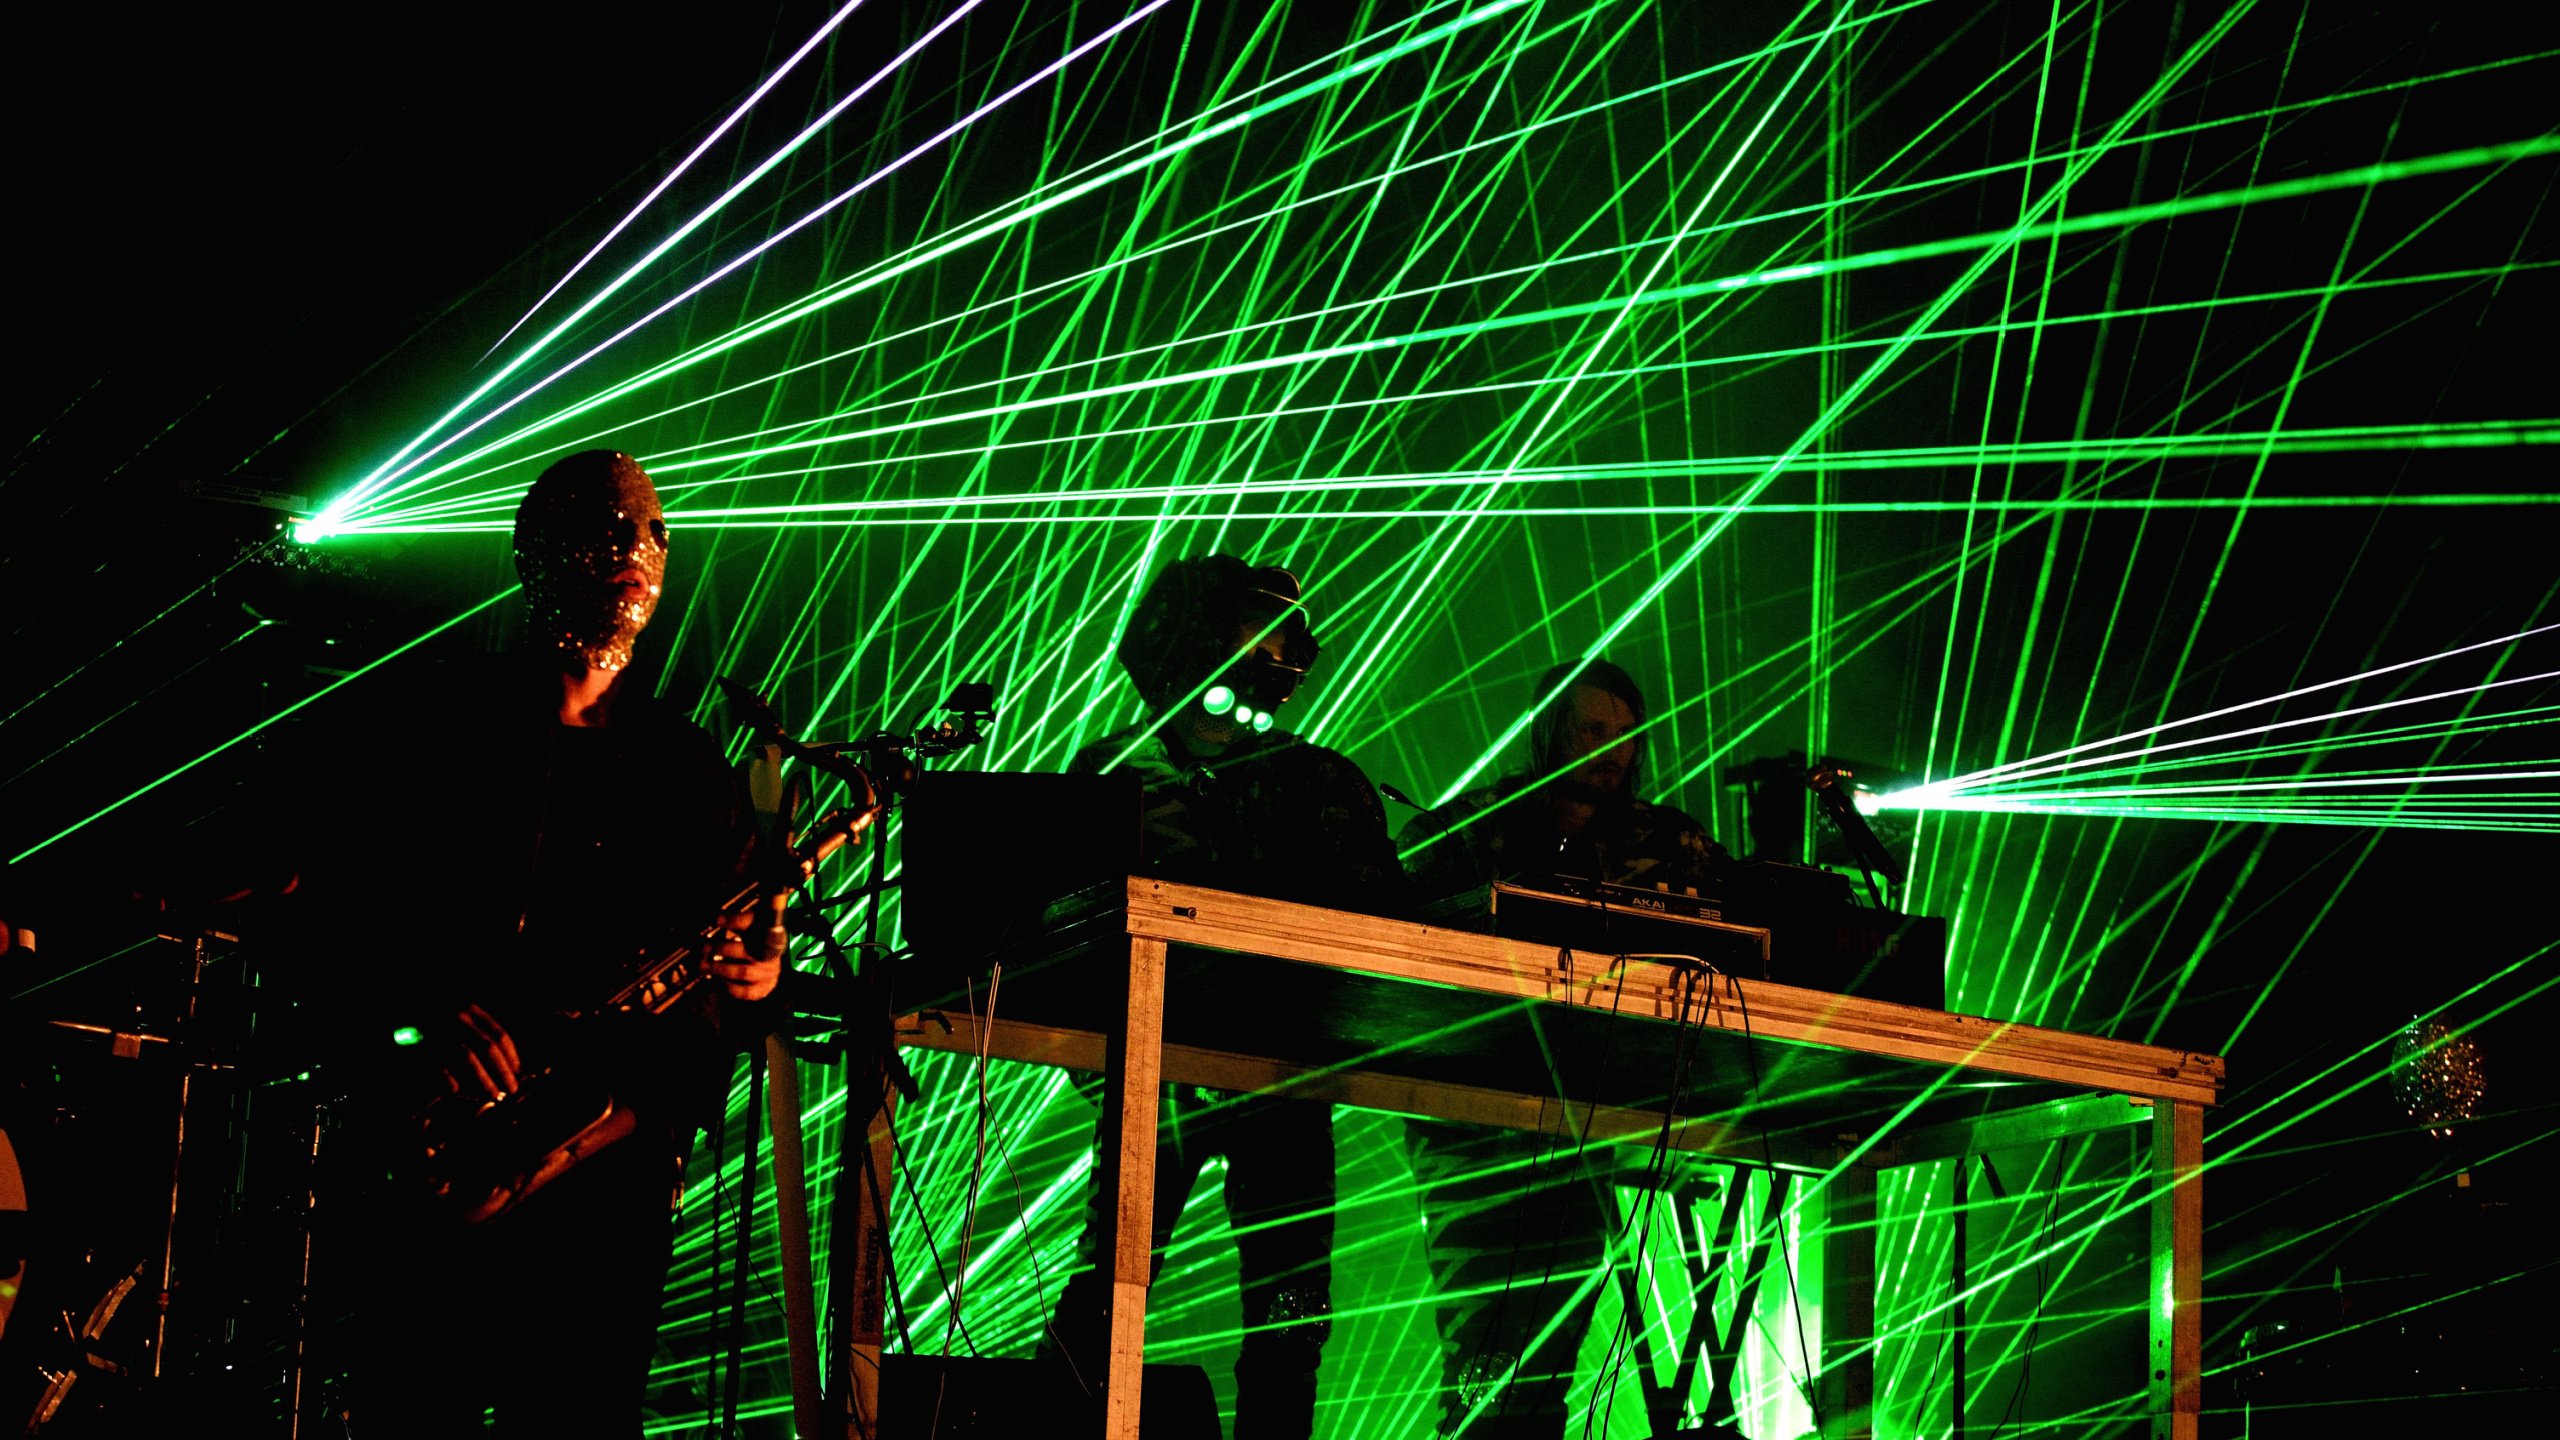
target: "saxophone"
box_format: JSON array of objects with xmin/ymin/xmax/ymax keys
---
[{"xmin": 409, "ymin": 802, "xmax": 871, "ymax": 1225}]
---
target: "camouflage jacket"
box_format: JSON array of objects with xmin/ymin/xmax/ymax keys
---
[
  {"xmin": 1399, "ymin": 775, "xmax": 1725, "ymax": 903},
  {"xmin": 1069, "ymin": 724, "xmax": 1405, "ymax": 914}
]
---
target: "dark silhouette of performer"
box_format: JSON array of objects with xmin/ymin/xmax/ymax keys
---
[
  {"xmin": 1043, "ymin": 553, "xmax": 1401, "ymax": 1439},
  {"xmin": 1397, "ymin": 659, "xmax": 1723, "ymax": 1436},
  {"xmin": 310, "ymin": 450, "xmax": 787, "ymax": 1434},
  {"xmin": 1403, "ymin": 658, "xmax": 1721, "ymax": 902}
]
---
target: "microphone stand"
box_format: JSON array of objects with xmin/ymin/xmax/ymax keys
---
[
  {"xmin": 1806, "ymin": 763, "xmax": 1900, "ymax": 911},
  {"xmin": 839, "ymin": 759, "xmax": 896, "ymax": 1438},
  {"xmin": 717, "ymin": 678, "xmax": 993, "ymax": 1438},
  {"xmin": 836, "ymin": 685, "xmax": 992, "ymax": 1437}
]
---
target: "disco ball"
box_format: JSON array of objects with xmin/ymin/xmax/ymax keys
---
[{"xmin": 2388, "ymin": 1019, "xmax": 2487, "ymax": 1134}]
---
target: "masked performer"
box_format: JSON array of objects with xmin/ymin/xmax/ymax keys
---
[
  {"xmin": 1042, "ymin": 553, "xmax": 1401, "ymax": 1439},
  {"xmin": 308, "ymin": 451, "xmax": 786, "ymax": 1434}
]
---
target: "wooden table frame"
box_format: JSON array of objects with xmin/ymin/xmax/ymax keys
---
[{"xmin": 866, "ymin": 878, "xmax": 2219, "ymax": 1439}]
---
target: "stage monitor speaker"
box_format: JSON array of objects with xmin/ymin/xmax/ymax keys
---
[{"xmin": 877, "ymin": 1353, "xmax": 1220, "ymax": 1439}]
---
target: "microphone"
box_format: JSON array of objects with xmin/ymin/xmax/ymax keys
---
[
  {"xmin": 1806, "ymin": 763, "xmax": 1898, "ymax": 908},
  {"xmin": 716, "ymin": 676, "xmax": 877, "ymax": 798}
]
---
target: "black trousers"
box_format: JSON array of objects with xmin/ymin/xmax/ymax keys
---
[
  {"xmin": 1048, "ymin": 1086, "xmax": 1335, "ymax": 1440},
  {"xmin": 1405, "ymin": 1118, "xmax": 1616, "ymax": 1438},
  {"xmin": 343, "ymin": 1136, "xmax": 680, "ymax": 1437}
]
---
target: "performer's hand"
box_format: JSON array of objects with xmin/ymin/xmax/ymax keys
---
[
  {"xmin": 442, "ymin": 1003, "xmax": 524, "ymax": 1102},
  {"xmin": 711, "ymin": 890, "xmax": 788, "ymax": 1003}
]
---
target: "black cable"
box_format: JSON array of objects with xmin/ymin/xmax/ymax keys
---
[
  {"xmin": 879, "ymin": 1136, "xmax": 922, "ymax": 1361},
  {"xmin": 928, "ymin": 966, "xmax": 1003, "ymax": 1439},
  {"xmin": 948, "ymin": 967, "xmax": 999, "ymax": 1350},
  {"xmin": 695, "ymin": 1046, "xmax": 804, "ymax": 1438},
  {"xmin": 1540, "ymin": 870, "xmax": 1654, "ymax": 1437},
  {"xmin": 1448, "ymin": 955, "xmax": 1574, "ymax": 1429},
  {"xmin": 1476, "ymin": 1087, "xmax": 1567, "ymax": 1428},
  {"xmin": 1461, "ymin": 942, "xmax": 1638, "ymax": 1434},
  {"xmin": 1729, "ymin": 974, "xmax": 1824, "ymax": 1434},
  {"xmin": 886, "ymin": 1097, "xmax": 985, "ymax": 1359},
  {"xmin": 863, "ymin": 1073, "xmax": 923, "ymax": 1359},
  {"xmin": 1446, "ymin": 860, "xmax": 1579, "ymax": 1429},
  {"xmin": 1993, "ymin": 1159, "xmax": 2060, "ymax": 1437},
  {"xmin": 704, "ymin": 1103, "xmax": 727, "ymax": 1439},
  {"xmin": 1004, "ymin": 1141, "xmax": 1087, "ymax": 1394},
  {"xmin": 1583, "ymin": 966, "xmax": 1678, "ymax": 1438},
  {"xmin": 815, "ymin": 1059, "xmax": 924, "ymax": 1380},
  {"xmin": 1584, "ymin": 958, "xmax": 1712, "ymax": 1440},
  {"xmin": 808, "ymin": 919, "xmax": 919, "ymax": 1389},
  {"xmin": 722, "ymin": 1046, "xmax": 762, "ymax": 1435}
]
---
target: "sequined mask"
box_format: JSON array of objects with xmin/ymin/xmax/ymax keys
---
[{"xmin": 512, "ymin": 453, "xmax": 669, "ymax": 672}]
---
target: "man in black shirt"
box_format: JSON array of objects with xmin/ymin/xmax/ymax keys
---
[
  {"xmin": 1044, "ymin": 554, "xmax": 1400, "ymax": 1439},
  {"xmin": 1401, "ymin": 658, "xmax": 1722, "ymax": 902},
  {"xmin": 319, "ymin": 450, "xmax": 787, "ymax": 1434},
  {"xmin": 1397, "ymin": 659, "xmax": 1724, "ymax": 1436}
]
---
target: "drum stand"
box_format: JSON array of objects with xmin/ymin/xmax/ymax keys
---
[
  {"xmin": 21, "ymin": 923, "xmax": 324, "ymax": 1436},
  {"xmin": 285, "ymin": 1098, "xmax": 328, "ymax": 1440},
  {"xmin": 146, "ymin": 927, "xmax": 223, "ymax": 1380}
]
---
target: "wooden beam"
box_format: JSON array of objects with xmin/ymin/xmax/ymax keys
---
[
  {"xmin": 1884, "ymin": 1092, "xmax": 2152, "ymax": 1166},
  {"xmin": 1126, "ymin": 881, "xmax": 2224, "ymax": 1105},
  {"xmin": 845, "ymin": 1074, "xmax": 895, "ymax": 1438},
  {"xmin": 1096, "ymin": 935, "xmax": 1168, "ymax": 1439},
  {"xmin": 902, "ymin": 1012, "xmax": 1840, "ymax": 1171},
  {"xmin": 2148, "ymin": 1101, "xmax": 2204, "ymax": 1440},
  {"xmin": 762, "ymin": 1034, "xmax": 825, "ymax": 1440}
]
